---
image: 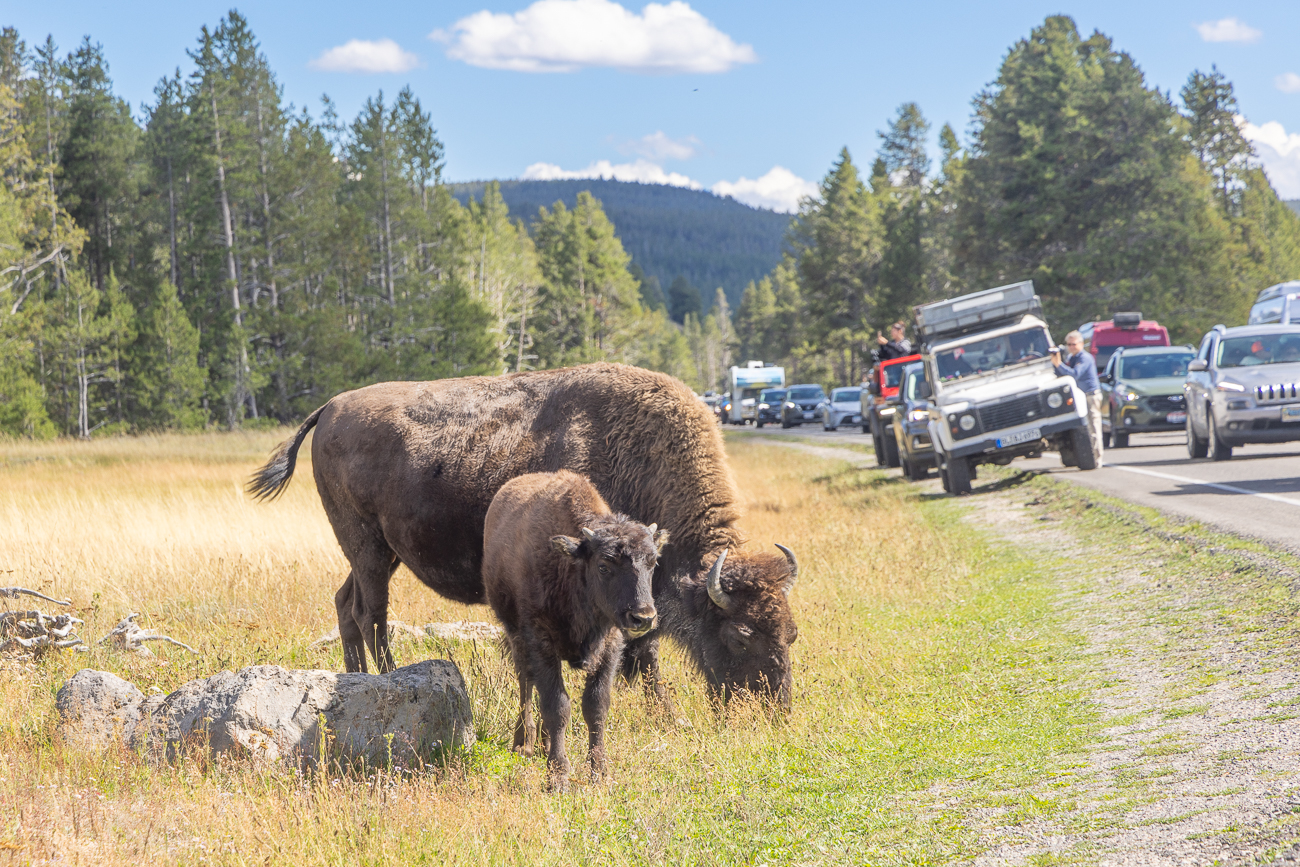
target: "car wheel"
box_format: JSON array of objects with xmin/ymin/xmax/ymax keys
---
[
  {"xmin": 901, "ymin": 458, "xmax": 913, "ymax": 480},
  {"xmin": 940, "ymin": 460, "xmax": 952, "ymax": 493},
  {"xmin": 883, "ymin": 431, "xmax": 901, "ymax": 468},
  {"xmin": 756, "ymin": 420, "xmax": 764, "ymax": 429},
  {"xmin": 1208, "ymin": 409, "xmax": 1232, "ymax": 461},
  {"xmin": 1113, "ymin": 430, "xmax": 1129, "ymax": 448},
  {"xmin": 1186, "ymin": 412, "xmax": 1208, "ymax": 459},
  {"xmin": 947, "ymin": 456, "xmax": 973, "ymax": 495},
  {"xmin": 1070, "ymin": 426, "xmax": 1098, "ymax": 470}
]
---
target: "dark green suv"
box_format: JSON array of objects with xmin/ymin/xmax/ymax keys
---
[{"xmin": 1099, "ymin": 345, "xmax": 1196, "ymax": 448}]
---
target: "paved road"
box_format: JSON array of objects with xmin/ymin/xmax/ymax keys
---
[{"xmin": 740, "ymin": 423, "xmax": 1300, "ymax": 556}]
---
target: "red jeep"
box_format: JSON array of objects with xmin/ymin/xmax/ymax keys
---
[
  {"xmin": 862, "ymin": 353, "xmax": 922, "ymax": 467},
  {"xmin": 1089, "ymin": 312, "xmax": 1169, "ymax": 370}
]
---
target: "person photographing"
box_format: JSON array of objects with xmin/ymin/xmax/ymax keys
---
[
  {"xmin": 1050, "ymin": 331, "xmax": 1103, "ymax": 467},
  {"xmin": 876, "ymin": 322, "xmax": 912, "ymax": 360}
]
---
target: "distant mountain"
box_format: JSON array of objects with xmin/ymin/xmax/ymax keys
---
[
  {"xmin": 450, "ymin": 179, "xmax": 791, "ymax": 309},
  {"xmin": 1288, "ymin": 200, "xmax": 1300, "ymax": 217}
]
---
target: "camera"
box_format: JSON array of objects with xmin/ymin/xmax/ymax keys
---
[{"xmin": 1052, "ymin": 344, "xmax": 1068, "ymax": 357}]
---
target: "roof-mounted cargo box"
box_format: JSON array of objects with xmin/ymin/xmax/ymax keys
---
[
  {"xmin": 913, "ymin": 281, "xmax": 1042, "ymax": 346},
  {"xmin": 1112, "ymin": 311, "xmax": 1142, "ymax": 330}
]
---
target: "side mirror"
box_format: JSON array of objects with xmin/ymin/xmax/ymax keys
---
[
  {"xmin": 1187, "ymin": 359, "xmax": 1208, "ymax": 372},
  {"xmin": 1099, "ymin": 372, "xmax": 1112, "ymax": 384},
  {"xmin": 915, "ymin": 381, "xmax": 932, "ymax": 399}
]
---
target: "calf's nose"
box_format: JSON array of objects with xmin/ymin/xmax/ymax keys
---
[{"xmin": 623, "ymin": 607, "xmax": 657, "ymax": 635}]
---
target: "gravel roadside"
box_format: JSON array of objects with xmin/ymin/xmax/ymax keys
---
[{"xmin": 756, "ymin": 438, "xmax": 1300, "ymax": 865}]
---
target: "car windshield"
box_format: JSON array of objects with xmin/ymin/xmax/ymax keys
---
[
  {"xmin": 882, "ymin": 364, "xmax": 908, "ymax": 388},
  {"xmin": 1117, "ymin": 352, "xmax": 1195, "ymax": 379},
  {"xmin": 831, "ymin": 388, "xmax": 861, "ymax": 403},
  {"xmin": 760, "ymin": 390, "xmax": 785, "ymax": 404},
  {"xmin": 935, "ymin": 327, "xmax": 1050, "ymax": 381},
  {"xmin": 1217, "ymin": 332, "xmax": 1300, "ymax": 368},
  {"xmin": 788, "ymin": 387, "xmax": 823, "ymax": 401}
]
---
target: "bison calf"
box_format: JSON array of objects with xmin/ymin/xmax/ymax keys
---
[{"xmin": 483, "ymin": 471, "xmax": 667, "ymax": 791}]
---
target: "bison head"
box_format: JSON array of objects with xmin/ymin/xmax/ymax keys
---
[
  {"xmin": 695, "ymin": 545, "xmax": 799, "ymax": 709},
  {"xmin": 551, "ymin": 516, "xmax": 667, "ymax": 639}
]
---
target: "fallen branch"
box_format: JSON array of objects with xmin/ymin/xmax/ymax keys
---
[
  {"xmin": 98, "ymin": 613, "xmax": 198, "ymax": 656},
  {"xmin": 0, "ymin": 586, "xmax": 72, "ymax": 607},
  {"xmin": 0, "ymin": 609, "xmax": 86, "ymax": 655}
]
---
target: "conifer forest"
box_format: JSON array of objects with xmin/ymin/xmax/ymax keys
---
[{"xmin": 3, "ymin": 13, "xmax": 1300, "ymax": 437}]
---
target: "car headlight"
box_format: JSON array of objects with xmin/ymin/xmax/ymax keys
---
[
  {"xmin": 758, "ymin": 403, "xmax": 768, "ymax": 410},
  {"xmin": 1125, "ymin": 391, "xmax": 1139, "ymax": 403},
  {"xmin": 959, "ymin": 414, "xmax": 976, "ymax": 431},
  {"xmin": 1046, "ymin": 392, "xmax": 1063, "ymax": 409},
  {"xmin": 879, "ymin": 406, "xmax": 896, "ymax": 417},
  {"xmin": 908, "ymin": 409, "xmax": 929, "ymax": 422},
  {"xmin": 1216, "ymin": 381, "xmax": 1245, "ymax": 392},
  {"xmin": 785, "ymin": 402, "xmax": 796, "ymax": 409}
]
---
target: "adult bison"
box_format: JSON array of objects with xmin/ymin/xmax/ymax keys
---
[{"xmin": 249, "ymin": 363, "xmax": 799, "ymax": 707}]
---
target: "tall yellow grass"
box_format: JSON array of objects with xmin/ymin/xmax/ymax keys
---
[{"xmin": 0, "ymin": 430, "xmax": 1061, "ymax": 865}]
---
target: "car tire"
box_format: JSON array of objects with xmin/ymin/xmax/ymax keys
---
[
  {"xmin": 1070, "ymin": 427, "xmax": 1098, "ymax": 471},
  {"xmin": 1102, "ymin": 430, "xmax": 1111, "ymax": 449},
  {"xmin": 1208, "ymin": 409, "xmax": 1232, "ymax": 461},
  {"xmin": 883, "ymin": 431, "xmax": 901, "ymax": 468},
  {"xmin": 940, "ymin": 460, "xmax": 952, "ymax": 493},
  {"xmin": 1186, "ymin": 413, "xmax": 1208, "ymax": 459},
  {"xmin": 947, "ymin": 456, "xmax": 973, "ymax": 495},
  {"xmin": 781, "ymin": 416, "xmax": 792, "ymax": 429},
  {"xmin": 1114, "ymin": 430, "xmax": 1129, "ymax": 449},
  {"xmin": 756, "ymin": 420, "xmax": 764, "ymax": 429}
]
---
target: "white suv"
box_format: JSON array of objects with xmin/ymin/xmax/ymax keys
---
[{"xmin": 915, "ymin": 282, "xmax": 1094, "ymax": 494}]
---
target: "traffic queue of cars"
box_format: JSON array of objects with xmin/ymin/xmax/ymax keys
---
[{"xmin": 710, "ymin": 280, "xmax": 1300, "ymax": 478}]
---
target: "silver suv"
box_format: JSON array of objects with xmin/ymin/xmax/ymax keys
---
[{"xmin": 1184, "ymin": 324, "xmax": 1300, "ymax": 461}]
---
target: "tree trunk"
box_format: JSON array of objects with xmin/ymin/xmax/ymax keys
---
[{"xmin": 210, "ymin": 81, "xmax": 254, "ymax": 422}]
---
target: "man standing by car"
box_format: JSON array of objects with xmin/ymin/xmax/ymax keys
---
[
  {"xmin": 1051, "ymin": 330, "xmax": 1103, "ymax": 466},
  {"xmin": 876, "ymin": 322, "xmax": 913, "ymax": 360}
]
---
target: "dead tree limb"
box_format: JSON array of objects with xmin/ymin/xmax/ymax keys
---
[
  {"xmin": 98, "ymin": 613, "xmax": 198, "ymax": 656},
  {"xmin": 0, "ymin": 587, "xmax": 72, "ymax": 606}
]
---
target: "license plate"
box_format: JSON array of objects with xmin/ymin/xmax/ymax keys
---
[
  {"xmin": 1166, "ymin": 411, "xmax": 1186, "ymax": 424},
  {"xmin": 996, "ymin": 427, "xmax": 1041, "ymax": 448},
  {"xmin": 849, "ymin": 415, "xmax": 860, "ymax": 422},
  {"xmin": 1283, "ymin": 405, "xmax": 1300, "ymax": 423},
  {"xmin": 802, "ymin": 411, "xmax": 814, "ymax": 419}
]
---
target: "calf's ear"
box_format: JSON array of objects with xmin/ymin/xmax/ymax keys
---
[
  {"xmin": 551, "ymin": 535, "xmax": 583, "ymax": 558},
  {"xmin": 653, "ymin": 528, "xmax": 670, "ymax": 552}
]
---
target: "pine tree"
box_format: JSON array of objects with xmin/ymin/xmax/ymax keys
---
[
  {"xmin": 667, "ymin": 275, "xmax": 702, "ymax": 324},
  {"xmin": 132, "ymin": 279, "xmax": 206, "ymax": 429}
]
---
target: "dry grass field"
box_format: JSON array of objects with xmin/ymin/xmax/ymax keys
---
[{"xmin": 0, "ymin": 431, "xmax": 1086, "ymax": 865}]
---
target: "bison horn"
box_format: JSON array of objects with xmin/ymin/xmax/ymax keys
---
[
  {"xmin": 706, "ymin": 549, "xmax": 731, "ymax": 610},
  {"xmin": 581, "ymin": 527, "xmax": 597, "ymax": 544},
  {"xmin": 775, "ymin": 544, "xmax": 798, "ymax": 596}
]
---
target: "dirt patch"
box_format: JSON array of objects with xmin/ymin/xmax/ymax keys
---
[{"xmin": 962, "ymin": 490, "xmax": 1300, "ymax": 865}]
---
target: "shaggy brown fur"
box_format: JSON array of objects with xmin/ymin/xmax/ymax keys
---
[
  {"xmin": 484, "ymin": 471, "xmax": 662, "ymax": 791},
  {"xmin": 249, "ymin": 363, "xmax": 798, "ymax": 705}
]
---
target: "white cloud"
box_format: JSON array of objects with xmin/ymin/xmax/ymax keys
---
[
  {"xmin": 1195, "ymin": 17, "xmax": 1261, "ymax": 43},
  {"xmin": 1276, "ymin": 73, "xmax": 1300, "ymax": 94},
  {"xmin": 432, "ymin": 0, "xmax": 757, "ymax": 74},
  {"xmin": 309, "ymin": 39, "xmax": 419, "ymax": 73},
  {"xmin": 1240, "ymin": 119, "xmax": 1300, "ymax": 199},
  {"xmin": 711, "ymin": 166, "xmax": 817, "ymax": 213},
  {"xmin": 521, "ymin": 159, "xmax": 703, "ymax": 188},
  {"xmin": 619, "ymin": 131, "xmax": 700, "ymax": 160}
]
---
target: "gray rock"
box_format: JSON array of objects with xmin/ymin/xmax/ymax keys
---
[
  {"xmin": 55, "ymin": 669, "xmax": 147, "ymax": 750},
  {"xmin": 58, "ymin": 660, "xmax": 474, "ymax": 769}
]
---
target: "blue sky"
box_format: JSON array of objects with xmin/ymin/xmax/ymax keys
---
[{"xmin": 9, "ymin": 1, "xmax": 1300, "ymax": 209}]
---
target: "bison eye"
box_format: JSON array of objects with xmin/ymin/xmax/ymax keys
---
[{"xmin": 598, "ymin": 563, "xmax": 610, "ymax": 574}]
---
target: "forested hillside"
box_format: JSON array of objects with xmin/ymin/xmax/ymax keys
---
[
  {"xmin": 3, "ymin": 13, "xmax": 1299, "ymax": 439},
  {"xmin": 450, "ymin": 180, "xmax": 789, "ymax": 310}
]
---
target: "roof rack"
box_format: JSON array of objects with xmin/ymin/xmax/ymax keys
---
[{"xmin": 913, "ymin": 281, "xmax": 1042, "ymax": 346}]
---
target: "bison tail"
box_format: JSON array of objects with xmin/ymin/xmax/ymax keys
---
[{"xmin": 246, "ymin": 404, "xmax": 327, "ymax": 502}]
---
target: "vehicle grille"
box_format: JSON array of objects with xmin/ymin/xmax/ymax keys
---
[
  {"xmin": 977, "ymin": 394, "xmax": 1043, "ymax": 431},
  {"xmin": 1254, "ymin": 382, "xmax": 1300, "ymax": 403},
  {"xmin": 1145, "ymin": 394, "xmax": 1184, "ymax": 412}
]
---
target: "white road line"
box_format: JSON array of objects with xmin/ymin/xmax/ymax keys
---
[{"xmin": 1111, "ymin": 464, "xmax": 1300, "ymax": 508}]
